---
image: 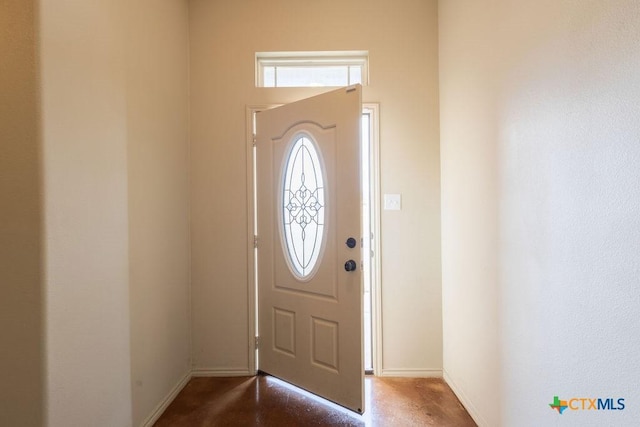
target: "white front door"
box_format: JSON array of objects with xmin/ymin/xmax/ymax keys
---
[{"xmin": 256, "ymin": 85, "xmax": 363, "ymax": 413}]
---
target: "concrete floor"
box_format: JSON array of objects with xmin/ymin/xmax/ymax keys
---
[{"xmin": 154, "ymin": 374, "xmax": 476, "ymax": 426}]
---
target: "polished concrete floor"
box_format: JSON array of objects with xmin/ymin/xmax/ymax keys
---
[{"xmin": 154, "ymin": 374, "xmax": 476, "ymax": 426}]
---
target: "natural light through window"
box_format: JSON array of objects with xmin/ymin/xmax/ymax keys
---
[
  {"xmin": 256, "ymin": 51, "xmax": 369, "ymax": 88},
  {"xmin": 281, "ymin": 134, "xmax": 326, "ymax": 279}
]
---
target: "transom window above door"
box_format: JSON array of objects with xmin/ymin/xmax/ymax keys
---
[{"xmin": 256, "ymin": 51, "xmax": 369, "ymax": 88}]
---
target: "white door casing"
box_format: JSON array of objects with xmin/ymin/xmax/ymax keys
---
[{"xmin": 256, "ymin": 85, "xmax": 363, "ymax": 413}]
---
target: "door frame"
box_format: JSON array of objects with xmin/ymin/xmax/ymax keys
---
[{"xmin": 245, "ymin": 102, "xmax": 382, "ymax": 376}]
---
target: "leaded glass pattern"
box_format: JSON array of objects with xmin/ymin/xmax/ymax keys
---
[{"xmin": 282, "ymin": 135, "xmax": 325, "ymax": 278}]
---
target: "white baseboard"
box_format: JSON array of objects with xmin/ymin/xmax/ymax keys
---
[
  {"xmin": 443, "ymin": 370, "xmax": 487, "ymax": 427},
  {"xmin": 141, "ymin": 371, "xmax": 191, "ymax": 427},
  {"xmin": 191, "ymin": 368, "xmax": 252, "ymax": 377},
  {"xmin": 379, "ymin": 368, "xmax": 442, "ymax": 378}
]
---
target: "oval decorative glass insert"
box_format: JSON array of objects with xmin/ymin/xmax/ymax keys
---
[{"xmin": 282, "ymin": 135, "xmax": 326, "ymax": 278}]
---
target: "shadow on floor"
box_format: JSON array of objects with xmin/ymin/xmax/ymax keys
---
[{"xmin": 154, "ymin": 373, "xmax": 477, "ymax": 426}]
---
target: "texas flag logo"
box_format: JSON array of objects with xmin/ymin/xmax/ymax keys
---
[{"xmin": 550, "ymin": 396, "xmax": 569, "ymax": 414}]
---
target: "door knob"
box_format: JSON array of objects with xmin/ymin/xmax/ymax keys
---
[
  {"xmin": 344, "ymin": 260, "xmax": 357, "ymax": 272},
  {"xmin": 346, "ymin": 237, "xmax": 357, "ymax": 248}
]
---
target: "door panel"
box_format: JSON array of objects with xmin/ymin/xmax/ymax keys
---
[{"xmin": 256, "ymin": 85, "xmax": 363, "ymax": 413}]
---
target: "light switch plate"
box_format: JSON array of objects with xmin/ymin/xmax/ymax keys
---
[{"xmin": 384, "ymin": 193, "xmax": 401, "ymax": 211}]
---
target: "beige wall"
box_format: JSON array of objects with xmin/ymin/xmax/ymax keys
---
[
  {"xmin": 40, "ymin": 0, "xmax": 133, "ymax": 425},
  {"xmin": 189, "ymin": 0, "xmax": 442, "ymax": 375},
  {"xmin": 126, "ymin": 1, "xmax": 191, "ymax": 425},
  {"xmin": 440, "ymin": 1, "xmax": 640, "ymax": 425},
  {"xmin": 0, "ymin": 1, "xmax": 44, "ymax": 425},
  {"xmin": 438, "ymin": 1, "xmax": 502, "ymax": 424},
  {"xmin": 38, "ymin": 0, "xmax": 192, "ymax": 425}
]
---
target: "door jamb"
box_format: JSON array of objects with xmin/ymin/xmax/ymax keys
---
[
  {"xmin": 245, "ymin": 103, "xmax": 381, "ymax": 376},
  {"xmin": 364, "ymin": 104, "xmax": 382, "ymax": 376}
]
